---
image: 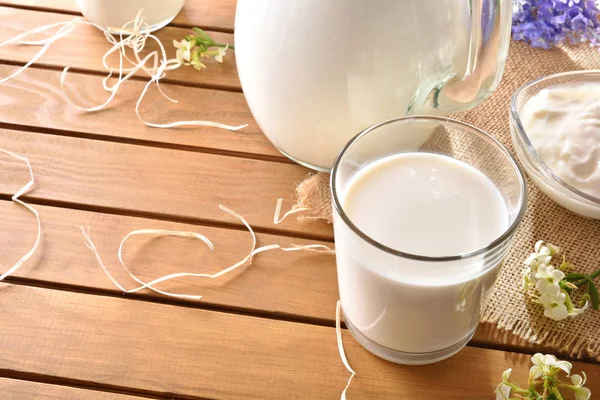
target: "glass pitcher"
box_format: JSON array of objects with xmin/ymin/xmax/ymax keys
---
[
  {"xmin": 235, "ymin": 0, "xmax": 512, "ymax": 171},
  {"xmin": 77, "ymin": 0, "xmax": 185, "ymax": 32}
]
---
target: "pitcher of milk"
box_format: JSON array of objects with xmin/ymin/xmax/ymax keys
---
[{"xmin": 235, "ymin": 0, "xmax": 512, "ymax": 171}]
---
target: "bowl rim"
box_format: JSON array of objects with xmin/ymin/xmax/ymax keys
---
[
  {"xmin": 330, "ymin": 115, "xmax": 528, "ymax": 262},
  {"xmin": 510, "ymin": 69, "xmax": 600, "ymax": 207}
]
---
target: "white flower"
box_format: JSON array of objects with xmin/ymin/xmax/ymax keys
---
[
  {"xmin": 214, "ymin": 45, "xmax": 228, "ymax": 63},
  {"xmin": 495, "ymin": 368, "xmax": 512, "ymax": 400},
  {"xmin": 535, "ymin": 240, "xmax": 560, "ymax": 256},
  {"xmin": 530, "ymin": 353, "xmax": 545, "ymax": 379},
  {"xmin": 540, "ymin": 291, "xmax": 569, "ymax": 321},
  {"xmin": 530, "ymin": 353, "xmax": 572, "ymax": 378},
  {"xmin": 173, "ymin": 39, "xmax": 194, "ymax": 63},
  {"xmin": 568, "ymin": 300, "xmax": 589, "ymax": 317},
  {"xmin": 569, "ymin": 373, "xmax": 591, "ymax": 400},
  {"xmin": 524, "ymin": 253, "xmax": 542, "ymax": 274},
  {"xmin": 546, "ymin": 242, "xmax": 560, "ymax": 255},
  {"xmin": 535, "ymin": 240, "xmax": 545, "ymax": 252},
  {"xmin": 524, "ymin": 241, "xmax": 560, "ymax": 279},
  {"xmin": 495, "ymin": 384, "xmax": 511, "ymax": 400},
  {"xmin": 535, "ymin": 265, "xmax": 565, "ymax": 296}
]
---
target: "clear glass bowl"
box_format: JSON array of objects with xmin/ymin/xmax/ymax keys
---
[{"xmin": 510, "ymin": 70, "xmax": 600, "ymax": 219}]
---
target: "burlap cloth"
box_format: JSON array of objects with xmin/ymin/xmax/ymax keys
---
[{"xmin": 294, "ymin": 41, "xmax": 600, "ymax": 360}]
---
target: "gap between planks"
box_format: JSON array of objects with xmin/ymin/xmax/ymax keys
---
[
  {"xmin": 0, "ymin": 59, "xmax": 243, "ymax": 93},
  {"xmin": 0, "ymin": 194, "xmax": 331, "ymax": 243},
  {"xmin": 2, "ymin": 276, "xmax": 335, "ymax": 329},
  {"xmin": 5, "ymin": 272, "xmax": 594, "ymax": 364},
  {"xmin": 0, "ymin": 127, "xmax": 334, "ymax": 241},
  {"xmin": 0, "ymin": 372, "xmax": 214, "ymax": 400},
  {"xmin": 0, "ymin": 63, "xmax": 280, "ymax": 160},
  {"xmin": 0, "ymin": 122, "xmax": 294, "ymax": 166}
]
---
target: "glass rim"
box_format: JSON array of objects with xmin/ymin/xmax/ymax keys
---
[
  {"xmin": 330, "ymin": 115, "xmax": 528, "ymax": 262},
  {"xmin": 510, "ymin": 70, "xmax": 600, "ymax": 206}
]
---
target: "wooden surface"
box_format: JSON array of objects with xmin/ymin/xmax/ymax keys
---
[{"xmin": 0, "ymin": 1, "xmax": 599, "ymax": 399}]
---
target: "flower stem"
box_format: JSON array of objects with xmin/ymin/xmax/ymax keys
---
[
  {"xmin": 212, "ymin": 43, "xmax": 233, "ymax": 49},
  {"xmin": 574, "ymin": 268, "xmax": 600, "ymax": 287}
]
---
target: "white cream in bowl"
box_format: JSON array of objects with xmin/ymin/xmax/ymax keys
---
[{"xmin": 520, "ymin": 83, "xmax": 600, "ymax": 214}]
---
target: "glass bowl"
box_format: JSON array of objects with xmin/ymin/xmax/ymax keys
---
[{"xmin": 509, "ymin": 70, "xmax": 600, "ymax": 219}]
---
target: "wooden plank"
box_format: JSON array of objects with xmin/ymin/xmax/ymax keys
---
[
  {"xmin": 3, "ymin": 283, "xmax": 599, "ymax": 399},
  {"xmin": 0, "ymin": 200, "xmax": 337, "ymax": 323},
  {"xmin": 0, "ymin": 65, "xmax": 279, "ymax": 159},
  {"xmin": 0, "ymin": 199, "xmax": 591, "ymax": 358},
  {"xmin": 0, "ymin": 0, "xmax": 236, "ymax": 32},
  {"xmin": 0, "ymin": 7, "xmax": 241, "ymax": 91},
  {"xmin": 0, "ymin": 378, "xmax": 147, "ymax": 400},
  {"xmin": 0, "ymin": 128, "xmax": 332, "ymax": 241}
]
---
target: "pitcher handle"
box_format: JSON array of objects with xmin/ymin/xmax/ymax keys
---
[{"xmin": 426, "ymin": 0, "xmax": 512, "ymax": 113}]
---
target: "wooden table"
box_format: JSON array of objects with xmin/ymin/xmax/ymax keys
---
[{"xmin": 0, "ymin": 1, "xmax": 598, "ymax": 399}]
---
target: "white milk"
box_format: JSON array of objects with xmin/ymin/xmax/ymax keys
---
[
  {"xmin": 235, "ymin": 0, "xmax": 471, "ymax": 170},
  {"xmin": 335, "ymin": 152, "xmax": 509, "ymax": 354},
  {"xmin": 76, "ymin": 0, "xmax": 185, "ymax": 32}
]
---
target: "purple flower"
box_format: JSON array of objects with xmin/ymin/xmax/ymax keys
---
[{"xmin": 512, "ymin": 0, "xmax": 600, "ymax": 49}]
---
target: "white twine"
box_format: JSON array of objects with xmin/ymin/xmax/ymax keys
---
[
  {"xmin": 249, "ymin": 244, "xmax": 334, "ymax": 264},
  {"xmin": 0, "ymin": 149, "xmax": 41, "ymax": 282},
  {"xmin": 81, "ymin": 204, "xmax": 334, "ymax": 300},
  {"xmin": 273, "ymin": 198, "xmax": 309, "ymax": 224},
  {"xmin": 336, "ymin": 300, "xmax": 356, "ymax": 400},
  {"xmin": 81, "ymin": 205, "xmax": 256, "ymax": 300},
  {"xmin": 0, "ymin": 19, "xmax": 80, "ymax": 85},
  {"xmin": 0, "ymin": 12, "xmax": 247, "ymax": 132}
]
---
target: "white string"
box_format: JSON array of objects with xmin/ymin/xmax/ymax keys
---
[
  {"xmin": 0, "ymin": 149, "xmax": 41, "ymax": 282},
  {"xmin": 81, "ymin": 205, "xmax": 256, "ymax": 300},
  {"xmin": 336, "ymin": 300, "xmax": 356, "ymax": 400},
  {"xmin": 0, "ymin": 18, "xmax": 80, "ymax": 85},
  {"xmin": 249, "ymin": 244, "xmax": 334, "ymax": 264},
  {"xmin": 82, "ymin": 204, "xmax": 336, "ymax": 300},
  {"xmin": 116, "ymin": 229, "xmax": 215, "ymax": 299},
  {"xmin": 0, "ymin": 12, "xmax": 247, "ymax": 132},
  {"xmin": 273, "ymin": 198, "xmax": 310, "ymax": 224}
]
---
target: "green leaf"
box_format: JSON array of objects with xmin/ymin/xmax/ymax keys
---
[
  {"xmin": 192, "ymin": 27, "xmax": 216, "ymax": 44},
  {"xmin": 192, "ymin": 27, "xmax": 209, "ymax": 38},
  {"xmin": 564, "ymin": 273, "xmax": 586, "ymax": 279},
  {"xmin": 588, "ymin": 278, "xmax": 599, "ymax": 310}
]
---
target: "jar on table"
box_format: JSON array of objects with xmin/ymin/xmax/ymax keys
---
[{"xmin": 76, "ymin": 0, "xmax": 185, "ymax": 33}]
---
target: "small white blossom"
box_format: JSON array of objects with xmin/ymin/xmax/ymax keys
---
[
  {"xmin": 569, "ymin": 373, "xmax": 591, "ymax": 400},
  {"xmin": 173, "ymin": 39, "xmax": 194, "ymax": 63},
  {"xmin": 495, "ymin": 384, "xmax": 511, "ymax": 400},
  {"xmin": 495, "ymin": 368, "xmax": 512, "ymax": 400},
  {"xmin": 535, "ymin": 265, "xmax": 565, "ymax": 296},
  {"xmin": 501, "ymin": 353, "xmax": 589, "ymax": 400},
  {"xmin": 568, "ymin": 300, "xmax": 589, "ymax": 317},
  {"xmin": 530, "ymin": 353, "xmax": 572, "ymax": 377},
  {"xmin": 214, "ymin": 45, "xmax": 228, "ymax": 63},
  {"xmin": 539, "ymin": 291, "xmax": 569, "ymax": 321},
  {"xmin": 524, "ymin": 241, "xmax": 559, "ymax": 281},
  {"xmin": 535, "ymin": 240, "xmax": 560, "ymax": 255}
]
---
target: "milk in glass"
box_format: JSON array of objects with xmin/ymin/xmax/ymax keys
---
[{"xmin": 335, "ymin": 152, "xmax": 509, "ymax": 355}]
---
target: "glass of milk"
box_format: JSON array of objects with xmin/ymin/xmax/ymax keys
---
[
  {"xmin": 331, "ymin": 116, "xmax": 527, "ymax": 365},
  {"xmin": 76, "ymin": 0, "xmax": 185, "ymax": 33}
]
